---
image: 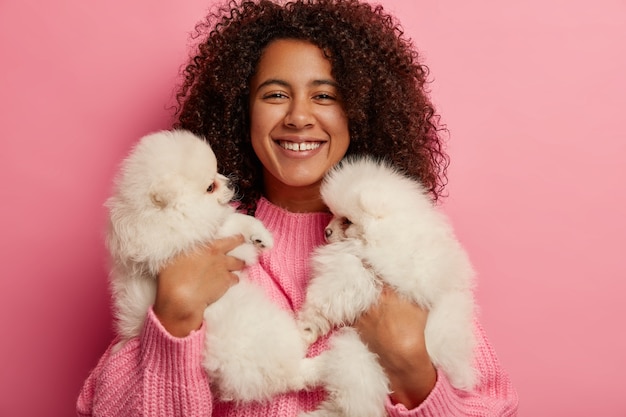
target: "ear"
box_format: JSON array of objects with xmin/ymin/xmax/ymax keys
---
[
  {"xmin": 149, "ymin": 174, "xmax": 183, "ymax": 209},
  {"xmin": 357, "ymin": 188, "xmax": 387, "ymax": 219}
]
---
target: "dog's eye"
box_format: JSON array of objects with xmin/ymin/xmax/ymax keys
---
[
  {"xmin": 340, "ymin": 218, "xmax": 352, "ymax": 231},
  {"xmin": 206, "ymin": 182, "xmax": 216, "ymax": 193}
]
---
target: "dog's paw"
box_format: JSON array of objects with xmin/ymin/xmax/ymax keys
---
[
  {"xmin": 298, "ymin": 321, "xmax": 320, "ymax": 347},
  {"xmin": 243, "ymin": 217, "xmax": 273, "ymax": 251},
  {"xmin": 302, "ymin": 329, "xmax": 319, "ymax": 347},
  {"xmin": 249, "ymin": 230, "xmax": 273, "ymax": 251},
  {"xmin": 221, "ymin": 213, "xmax": 274, "ymax": 252},
  {"xmin": 227, "ymin": 243, "xmax": 260, "ymax": 266}
]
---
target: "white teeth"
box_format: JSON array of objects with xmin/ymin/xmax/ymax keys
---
[{"xmin": 279, "ymin": 141, "xmax": 321, "ymax": 151}]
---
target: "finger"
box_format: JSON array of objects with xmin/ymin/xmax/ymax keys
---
[
  {"xmin": 228, "ymin": 271, "xmax": 240, "ymax": 285},
  {"xmin": 207, "ymin": 234, "xmax": 246, "ymax": 253},
  {"xmin": 225, "ymin": 256, "xmax": 246, "ymax": 272},
  {"xmin": 379, "ymin": 284, "xmax": 395, "ymax": 299}
]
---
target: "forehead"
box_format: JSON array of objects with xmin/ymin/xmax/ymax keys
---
[{"xmin": 252, "ymin": 39, "xmax": 335, "ymax": 86}]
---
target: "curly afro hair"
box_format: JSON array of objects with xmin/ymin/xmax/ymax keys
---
[{"xmin": 174, "ymin": 0, "xmax": 449, "ymax": 214}]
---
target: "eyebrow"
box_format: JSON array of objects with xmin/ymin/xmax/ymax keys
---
[{"xmin": 255, "ymin": 78, "xmax": 339, "ymax": 91}]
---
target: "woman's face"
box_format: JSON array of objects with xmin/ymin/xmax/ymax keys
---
[{"xmin": 249, "ymin": 39, "xmax": 350, "ymax": 211}]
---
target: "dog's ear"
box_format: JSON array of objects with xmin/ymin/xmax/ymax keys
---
[
  {"xmin": 149, "ymin": 174, "xmax": 183, "ymax": 209},
  {"xmin": 357, "ymin": 186, "xmax": 387, "ymax": 219}
]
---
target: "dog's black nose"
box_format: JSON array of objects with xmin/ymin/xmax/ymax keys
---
[{"xmin": 324, "ymin": 228, "xmax": 333, "ymax": 238}]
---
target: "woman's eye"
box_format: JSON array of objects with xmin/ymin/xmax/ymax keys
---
[
  {"xmin": 341, "ymin": 218, "xmax": 352, "ymax": 227},
  {"xmin": 206, "ymin": 182, "xmax": 215, "ymax": 193},
  {"xmin": 314, "ymin": 93, "xmax": 336, "ymax": 101},
  {"xmin": 263, "ymin": 91, "xmax": 288, "ymax": 100}
]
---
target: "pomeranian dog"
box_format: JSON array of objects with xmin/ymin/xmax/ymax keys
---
[
  {"xmin": 106, "ymin": 130, "xmax": 319, "ymax": 402},
  {"xmin": 297, "ymin": 156, "xmax": 477, "ymax": 416}
]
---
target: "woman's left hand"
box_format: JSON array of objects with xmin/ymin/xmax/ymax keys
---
[{"xmin": 353, "ymin": 285, "xmax": 437, "ymax": 409}]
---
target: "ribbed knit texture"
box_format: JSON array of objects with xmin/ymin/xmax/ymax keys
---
[{"xmin": 77, "ymin": 197, "xmax": 519, "ymax": 416}]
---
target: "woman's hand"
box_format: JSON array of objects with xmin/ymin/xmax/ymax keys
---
[
  {"xmin": 354, "ymin": 285, "xmax": 437, "ymax": 409},
  {"xmin": 153, "ymin": 235, "xmax": 246, "ymax": 337}
]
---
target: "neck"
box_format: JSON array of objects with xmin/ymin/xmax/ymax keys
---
[{"xmin": 262, "ymin": 179, "xmax": 327, "ymax": 214}]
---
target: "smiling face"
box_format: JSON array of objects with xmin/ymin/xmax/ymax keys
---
[{"xmin": 249, "ymin": 39, "xmax": 350, "ymax": 212}]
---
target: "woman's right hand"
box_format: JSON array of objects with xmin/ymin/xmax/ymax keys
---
[{"xmin": 153, "ymin": 235, "xmax": 246, "ymax": 337}]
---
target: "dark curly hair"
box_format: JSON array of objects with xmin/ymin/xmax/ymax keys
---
[{"xmin": 174, "ymin": 0, "xmax": 449, "ymax": 214}]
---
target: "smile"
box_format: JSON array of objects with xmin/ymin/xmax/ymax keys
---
[{"xmin": 278, "ymin": 141, "xmax": 322, "ymax": 151}]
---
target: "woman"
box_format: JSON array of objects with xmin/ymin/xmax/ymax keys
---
[{"xmin": 77, "ymin": 0, "xmax": 519, "ymax": 415}]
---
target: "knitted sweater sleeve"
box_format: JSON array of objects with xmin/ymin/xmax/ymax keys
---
[
  {"xmin": 76, "ymin": 308, "xmax": 212, "ymax": 417},
  {"xmin": 384, "ymin": 321, "xmax": 519, "ymax": 417}
]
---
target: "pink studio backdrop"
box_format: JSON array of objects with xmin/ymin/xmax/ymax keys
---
[{"xmin": 1, "ymin": 0, "xmax": 624, "ymax": 416}]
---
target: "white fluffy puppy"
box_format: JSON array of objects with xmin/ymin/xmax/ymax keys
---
[
  {"xmin": 298, "ymin": 156, "xmax": 477, "ymax": 416},
  {"xmin": 106, "ymin": 130, "xmax": 317, "ymax": 402}
]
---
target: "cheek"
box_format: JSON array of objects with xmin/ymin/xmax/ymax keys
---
[
  {"xmin": 249, "ymin": 118, "xmax": 270, "ymax": 164},
  {"xmin": 249, "ymin": 110, "xmax": 267, "ymax": 143},
  {"xmin": 325, "ymin": 112, "xmax": 350, "ymax": 156},
  {"xmin": 323, "ymin": 107, "xmax": 348, "ymax": 130},
  {"xmin": 250, "ymin": 105, "xmax": 284, "ymax": 160},
  {"xmin": 249, "ymin": 103, "xmax": 266, "ymax": 142},
  {"xmin": 250, "ymin": 103, "xmax": 284, "ymax": 136}
]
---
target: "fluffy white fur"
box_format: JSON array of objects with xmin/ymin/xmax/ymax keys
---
[
  {"xmin": 298, "ymin": 156, "xmax": 478, "ymax": 416},
  {"xmin": 106, "ymin": 132, "xmax": 476, "ymax": 415},
  {"xmin": 106, "ymin": 130, "xmax": 318, "ymax": 403}
]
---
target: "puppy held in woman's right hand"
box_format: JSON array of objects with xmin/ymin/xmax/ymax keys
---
[{"xmin": 105, "ymin": 130, "xmax": 317, "ymax": 403}]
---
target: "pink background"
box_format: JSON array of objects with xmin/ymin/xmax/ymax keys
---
[{"xmin": 1, "ymin": 0, "xmax": 624, "ymax": 416}]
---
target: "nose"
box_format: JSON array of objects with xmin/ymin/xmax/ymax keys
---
[
  {"xmin": 324, "ymin": 228, "xmax": 333, "ymax": 238},
  {"xmin": 216, "ymin": 174, "xmax": 230, "ymax": 188},
  {"xmin": 216, "ymin": 174, "xmax": 235, "ymax": 204},
  {"xmin": 284, "ymin": 98, "xmax": 314, "ymax": 129}
]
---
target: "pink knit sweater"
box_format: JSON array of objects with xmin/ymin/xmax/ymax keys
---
[{"xmin": 77, "ymin": 197, "xmax": 519, "ymax": 416}]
